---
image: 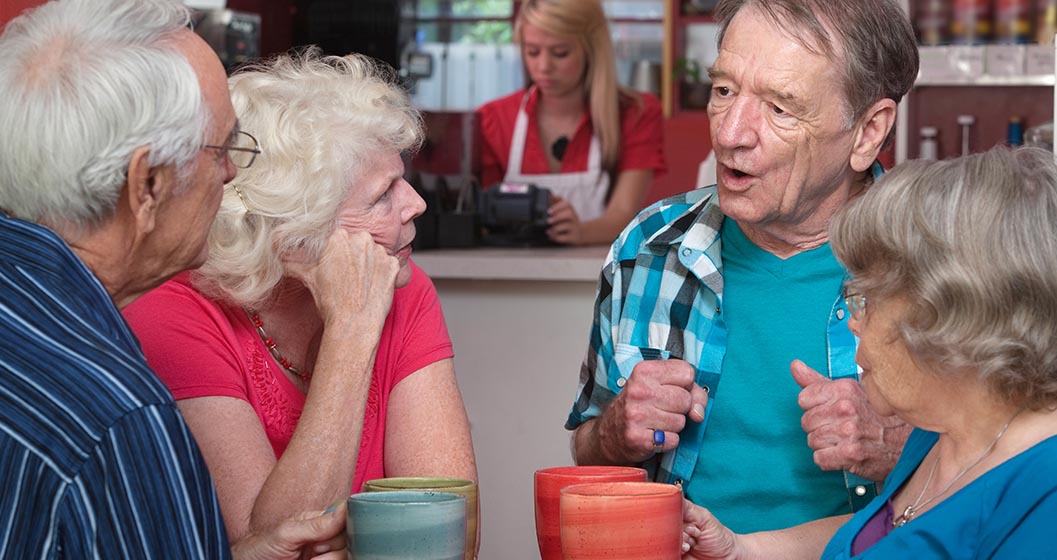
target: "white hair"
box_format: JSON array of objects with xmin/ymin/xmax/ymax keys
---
[
  {"xmin": 192, "ymin": 50, "xmax": 423, "ymax": 309},
  {"xmin": 0, "ymin": 0, "xmax": 208, "ymax": 232}
]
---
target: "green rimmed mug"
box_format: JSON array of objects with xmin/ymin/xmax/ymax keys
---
[{"xmin": 363, "ymin": 477, "xmax": 478, "ymax": 560}]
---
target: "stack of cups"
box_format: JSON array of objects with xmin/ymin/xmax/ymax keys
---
[
  {"xmin": 533, "ymin": 466, "xmax": 649, "ymax": 560},
  {"xmin": 346, "ymin": 491, "xmax": 465, "ymax": 560},
  {"xmin": 348, "ymin": 476, "xmax": 478, "ymax": 560}
]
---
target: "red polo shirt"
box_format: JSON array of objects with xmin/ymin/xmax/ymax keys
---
[{"xmin": 476, "ymin": 87, "xmax": 667, "ymax": 188}]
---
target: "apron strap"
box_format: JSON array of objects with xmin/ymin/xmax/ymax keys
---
[{"xmin": 505, "ymin": 88, "xmax": 533, "ymax": 179}]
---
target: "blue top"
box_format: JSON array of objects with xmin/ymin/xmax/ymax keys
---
[
  {"xmin": 682, "ymin": 220, "xmax": 848, "ymax": 531},
  {"xmin": 0, "ymin": 214, "xmax": 229, "ymax": 558},
  {"xmin": 822, "ymin": 428, "xmax": 1057, "ymax": 559},
  {"xmin": 566, "ymin": 171, "xmax": 884, "ymax": 521}
]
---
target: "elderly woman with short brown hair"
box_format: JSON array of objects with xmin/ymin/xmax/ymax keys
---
[{"xmin": 681, "ymin": 146, "xmax": 1057, "ymax": 558}]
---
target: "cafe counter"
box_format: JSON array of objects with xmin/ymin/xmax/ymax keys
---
[{"xmin": 413, "ymin": 245, "xmax": 608, "ymax": 559}]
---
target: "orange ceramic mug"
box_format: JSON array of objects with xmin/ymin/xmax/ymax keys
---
[
  {"xmin": 533, "ymin": 466, "xmax": 647, "ymax": 560},
  {"xmin": 559, "ymin": 481, "xmax": 683, "ymax": 560}
]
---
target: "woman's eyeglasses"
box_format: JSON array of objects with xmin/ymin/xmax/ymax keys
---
[{"xmin": 843, "ymin": 289, "xmax": 868, "ymax": 321}]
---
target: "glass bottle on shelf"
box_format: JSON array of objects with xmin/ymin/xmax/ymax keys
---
[
  {"xmin": 919, "ymin": 127, "xmax": 939, "ymax": 160},
  {"xmin": 915, "ymin": 0, "xmax": 951, "ymax": 45},
  {"xmin": 1037, "ymin": 0, "xmax": 1057, "ymax": 44},
  {"xmin": 1008, "ymin": 116, "xmax": 1025, "ymax": 146},
  {"xmin": 951, "ymin": 0, "xmax": 994, "ymax": 44},
  {"xmin": 995, "ymin": 0, "xmax": 1033, "ymax": 43},
  {"xmin": 1025, "ymin": 122, "xmax": 1054, "ymax": 151}
]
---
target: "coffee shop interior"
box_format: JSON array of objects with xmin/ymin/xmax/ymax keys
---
[{"xmin": 2, "ymin": 0, "xmax": 1054, "ymax": 557}]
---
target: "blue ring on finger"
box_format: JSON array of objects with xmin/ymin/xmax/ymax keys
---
[{"xmin": 652, "ymin": 429, "xmax": 665, "ymax": 455}]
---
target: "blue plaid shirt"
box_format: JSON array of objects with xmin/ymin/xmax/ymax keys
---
[{"xmin": 567, "ymin": 180, "xmax": 877, "ymax": 511}]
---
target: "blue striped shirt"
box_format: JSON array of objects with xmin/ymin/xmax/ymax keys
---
[{"xmin": 0, "ymin": 214, "xmax": 229, "ymax": 558}]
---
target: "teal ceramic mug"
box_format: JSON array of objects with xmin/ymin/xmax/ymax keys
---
[
  {"xmin": 347, "ymin": 490, "xmax": 466, "ymax": 560},
  {"xmin": 362, "ymin": 477, "xmax": 478, "ymax": 560}
]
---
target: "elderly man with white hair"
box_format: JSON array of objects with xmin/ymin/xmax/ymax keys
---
[
  {"xmin": 0, "ymin": 0, "xmax": 344, "ymax": 557},
  {"xmin": 567, "ymin": 0, "xmax": 920, "ymax": 533}
]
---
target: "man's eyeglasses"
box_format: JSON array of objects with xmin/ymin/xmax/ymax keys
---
[
  {"xmin": 204, "ymin": 130, "xmax": 261, "ymax": 169},
  {"xmin": 843, "ymin": 289, "xmax": 868, "ymax": 321}
]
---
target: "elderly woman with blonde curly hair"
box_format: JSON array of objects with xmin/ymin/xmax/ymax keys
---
[
  {"xmin": 681, "ymin": 146, "xmax": 1057, "ymax": 558},
  {"xmin": 123, "ymin": 51, "xmax": 477, "ymax": 540}
]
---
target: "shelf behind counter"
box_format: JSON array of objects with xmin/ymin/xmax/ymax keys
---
[{"xmin": 412, "ymin": 245, "xmax": 608, "ymax": 560}]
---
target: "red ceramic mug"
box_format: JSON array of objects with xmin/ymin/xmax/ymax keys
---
[
  {"xmin": 534, "ymin": 466, "xmax": 647, "ymax": 560},
  {"xmin": 559, "ymin": 481, "xmax": 683, "ymax": 560}
]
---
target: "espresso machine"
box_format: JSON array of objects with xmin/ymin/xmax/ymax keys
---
[{"xmin": 184, "ymin": 1, "xmax": 261, "ymax": 74}]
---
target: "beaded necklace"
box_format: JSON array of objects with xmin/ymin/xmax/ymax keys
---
[{"xmin": 249, "ymin": 311, "xmax": 312, "ymax": 382}]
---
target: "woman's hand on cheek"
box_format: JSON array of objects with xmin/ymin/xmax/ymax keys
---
[
  {"xmin": 281, "ymin": 229, "xmax": 399, "ymax": 327},
  {"xmin": 547, "ymin": 195, "xmax": 583, "ymax": 245}
]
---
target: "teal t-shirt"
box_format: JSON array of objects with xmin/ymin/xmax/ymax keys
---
[{"xmin": 683, "ymin": 219, "xmax": 849, "ymax": 532}]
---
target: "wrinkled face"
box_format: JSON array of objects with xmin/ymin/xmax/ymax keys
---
[
  {"xmin": 156, "ymin": 30, "xmax": 238, "ymax": 273},
  {"xmin": 520, "ymin": 22, "xmax": 587, "ymax": 98},
  {"xmin": 335, "ymin": 151, "xmax": 425, "ymax": 288},
  {"xmin": 708, "ymin": 6, "xmax": 859, "ymax": 232},
  {"xmin": 848, "ymin": 294, "xmax": 929, "ymax": 419}
]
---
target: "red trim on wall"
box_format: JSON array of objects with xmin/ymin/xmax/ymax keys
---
[
  {"xmin": 1, "ymin": 0, "xmax": 46, "ymax": 30},
  {"xmin": 645, "ymin": 112, "xmax": 712, "ymax": 206}
]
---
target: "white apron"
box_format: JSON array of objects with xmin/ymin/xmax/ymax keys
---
[{"xmin": 503, "ymin": 88, "xmax": 610, "ymax": 222}]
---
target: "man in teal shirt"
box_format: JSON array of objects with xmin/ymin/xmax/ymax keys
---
[{"xmin": 567, "ymin": 0, "xmax": 917, "ymax": 531}]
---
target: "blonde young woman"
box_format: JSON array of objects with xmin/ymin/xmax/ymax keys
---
[
  {"xmin": 477, "ymin": 0, "xmax": 666, "ymax": 245},
  {"xmin": 123, "ymin": 51, "xmax": 477, "ymax": 541}
]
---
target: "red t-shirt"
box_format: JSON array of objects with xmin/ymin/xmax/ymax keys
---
[
  {"xmin": 476, "ymin": 87, "xmax": 668, "ymax": 188},
  {"xmin": 122, "ymin": 261, "xmax": 453, "ymax": 493}
]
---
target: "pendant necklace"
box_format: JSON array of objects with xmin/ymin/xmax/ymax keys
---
[
  {"xmin": 551, "ymin": 135, "xmax": 569, "ymax": 161},
  {"xmin": 893, "ymin": 408, "xmax": 1023, "ymax": 527}
]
